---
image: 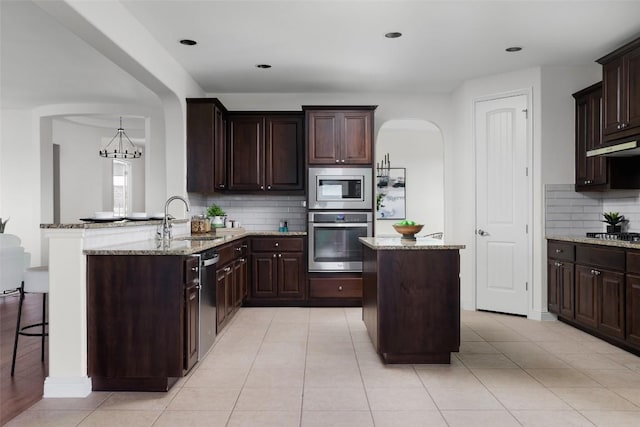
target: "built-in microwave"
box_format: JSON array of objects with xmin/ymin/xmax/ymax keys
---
[{"xmin": 308, "ymin": 167, "xmax": 372, "ymax": 210}]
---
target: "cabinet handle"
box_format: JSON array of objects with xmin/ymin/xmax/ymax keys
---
[
  {"xmin": 275, "ymin": 242, "xmax": 279, "ymax": 247},
  {"xmin": 218, "ymin": 184, "xmax": 225, "ymax": 188},
  {"xmin": 341, "ymin": 159, "xmax": 345, "ymax": 163},
  {"xmin": 235, "ymin": 247, "xmax": 242, "ymax": 252},
  {"xmin": 335, "ymin": 159, "xmax": 340, "ymax": 163},
  {"xmin": 242, "ymin": 244, "xmax": 248, "ymax": 249},
  {"xmin": 267, "ymin": 185, "xmax": 271, "ymax": 190},
  {"xmin": 338, "ymin": 285, "xmax": 343, "ymax": 291},
  {"xmin": 590, "ymin": 269, "xmax": 601, "ymax": 276},
  {"xmin": 190, "ymin": 293, "xmax": 197, "ymax": 301},
  {"xmin": 278, "ymin": 253, "xmax": 282, "ymax": 258},
  {"xmin": 555, "ymin": 262, "xmax": 563, "ymax": 267},
  {"xmin": 555, "ymin": 249, "xmax": 563, "ymax": 253},
  {"xmin": 191, "ymin": 266, "xmax": 199, "ymax": 272},
  {"xmin": 273, "ymin": 254, "xmax": 277, "ymax": 258},
  {"xmin": 617, "ymin": 124, "xmax": 621, "ymax": 130},
  {"xmin": 224, "ymin": 266, "xmax": 231, "ymax": 272},
  {"xmin": 239, "ymin": 258, "xmax": 245, "ymax": 262},
  {"xmin": 260, "ymin": 185, "xmax": 264, "ymax": 190}
]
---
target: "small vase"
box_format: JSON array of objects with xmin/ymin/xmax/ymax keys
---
[
  {"xmin": 211, "ymin": 216, "xmax": 225, "ymax": 228},
  {"xmin": 606, "ymin": 225, "xmax": 621, "ymax": 233}
]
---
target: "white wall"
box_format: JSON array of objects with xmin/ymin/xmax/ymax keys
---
[
  {"xmin": 375, "ymin": 121, "xmax": 444, "ymax": 237},
  {"xmin": 0, "ymin": 109, "xmax": 41, "ymax": 264}
]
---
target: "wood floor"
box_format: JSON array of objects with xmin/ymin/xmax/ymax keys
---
[{"xmin": 0, "ymin": 291, "xmax": 48, "ymax": 426}]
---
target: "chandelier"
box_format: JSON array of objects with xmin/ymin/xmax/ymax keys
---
[{"xmin": 99, "ymin": 117, "xmax": 142, "ymax": 159}]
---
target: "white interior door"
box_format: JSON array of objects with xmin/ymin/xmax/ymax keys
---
[{"xmin": 475, "ymin": 94, "xmax": 529, "ymax": 315}]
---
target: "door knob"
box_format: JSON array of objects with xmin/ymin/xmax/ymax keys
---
[{"xmin": 477, "ymin": 229, "xmax": 489, "ymax": 236}]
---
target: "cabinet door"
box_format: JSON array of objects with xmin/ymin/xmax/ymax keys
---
[
  {"xmin": 559, "ymin": 262, "xmax": 575, "ymax": 319},
  {"xmin": 574, "ymin": 96, "xmax": 590, "ymax": 188},
  {"xmin": 589, "ymin": 90, "xmax": 607, "ymax": 185},
  {"xmin": 216, "ymin": 268, "xmax": 227, "ymax": 329},
  {"xmin": 224, "ymin": 265, "xmax": 234, "ymax": 317},
  {"xmin": 575, "ymin": 265, "xmax": 598, "ymax": 328},
  {"xmin": 228, "ymin": 116, "xmax": 264, "ymax": 190},
  {"xmin": 341, "ymin": 110, "xmax": 372, "ymax": 164},
  {"xmin": 625, "ymin": 47, "xmax": 640, "ymax": 132},
  {"xmin": 307, "ymin": 111, "xmax": 340, "ymax": 164},
  {"xmin": 186, "ymin": 101, "xmax": 215, "ymax": 193},
  {"xmin": 602, "ymin": 57, "xmax": 625, "ymax": 136},
  {"xmin": 547, "ymin": 259, "xmax": 561, "ymax": 314},
  {"xmin": 184, "ymin": 284, "xmax": 199, "ymax": 371},
  {"xmin": 627, "ymin": 274, "xmax": 640, "ymax": 347},
  {"xmin": 598, "ymin": 269, "xmax": 625, "ymax": 339},
  {"xmin": 241, "ymin": 257, "xmax": 249, "ymax": 300},
  {"xmin": 265, "ymin": 115, "xmax": 304, "ymax": 190},
  {"xmin": 233, "ymin": 258, "xmax": 245, "ymax": 308},
  {"xmin": 251, "ymin": 253, "xmax": 278, "ymax": 298},
  {"xmin": 214, "ymin": 108, "xmax": 227, "ymax": 190},
  {"xmin": 277, "ymin": 252, "xmax": 305, "ymax": 299}
]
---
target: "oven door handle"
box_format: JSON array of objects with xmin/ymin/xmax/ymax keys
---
[{"xmin": 309, "ymin": 223, "xmax": 370, "ymax": 228}]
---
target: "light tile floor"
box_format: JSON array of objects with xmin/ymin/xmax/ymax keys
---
[{"xmin": 7, "ymin": 308, "xmax": 640, "ymax": 427}]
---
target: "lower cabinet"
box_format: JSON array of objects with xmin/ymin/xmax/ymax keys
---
[
  {"xmin": 215, "ymin": 239, "xmax": 248, "ymax": 333},
  {"xmin": 547, "ymin": 239, "xmax": 638, "ymax": 355},
  {"xmin": 248, "ymin": 237, "xmax": 306, "ymax": 303},
  {"xmin": 87, "ymin": 254, "xmax": 198, "ymax": 391}
]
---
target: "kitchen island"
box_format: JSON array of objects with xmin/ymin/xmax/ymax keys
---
[{"xmin": 360, "ymin": 237, "xmax": 465, "ymax": 364}]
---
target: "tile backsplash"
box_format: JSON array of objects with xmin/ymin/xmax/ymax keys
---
[
  {"xmin": 188, "ymin": 193, "xmax": 307, "ymax": 232},
  {"xmin": 545, "ymin": 184, "xmax": 640, "ymax": 236}
]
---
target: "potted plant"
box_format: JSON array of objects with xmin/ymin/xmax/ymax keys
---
[
  {"xmin": 206, "ymin": 204, "xmax": 226, "ymax": 228},
  {"xmin": 602, "ymin": 211, "xmax": 624, "ymax": 233}
]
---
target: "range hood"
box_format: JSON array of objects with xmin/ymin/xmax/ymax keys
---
[{"xmin": 587, "ymin": 140, "xmax": 640, "ymax": 157}]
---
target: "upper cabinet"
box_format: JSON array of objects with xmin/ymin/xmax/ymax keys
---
[
  {"xmin": 228, "ymin": 113, "xmax": 304, "ymax": 192},
  {"xmin": 186, "ymin": 98, "xmax": 227, "ymax": 193},
  {"xmin": 597, "ymin": 37, "xmax": 640, "ymax": 143},
  {"xmin": 574, "ymin": 83, "xmax": 607, "ymax": 190},
  {"xmin": 304, "ymin": 106, "xmax": 376, "ymax": 165}
]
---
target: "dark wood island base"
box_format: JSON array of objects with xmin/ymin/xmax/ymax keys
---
[{"xmin": 360, "ymin": 238, "xmax": 464, "ymax": 364}]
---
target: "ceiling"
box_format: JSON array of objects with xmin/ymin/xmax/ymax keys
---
[{"xmin": 2, "ymin": 1, "xmax": 640, "ymax": 109}]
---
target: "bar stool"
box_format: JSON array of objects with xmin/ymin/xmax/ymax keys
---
[{"xmin": 12, "ymin": 266, "xmax": 49, "ymax": 376}]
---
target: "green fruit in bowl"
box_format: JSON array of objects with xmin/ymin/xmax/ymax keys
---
[{"xmin": 407, "ymin": 220, "xmax": 416, "ymax": 226}]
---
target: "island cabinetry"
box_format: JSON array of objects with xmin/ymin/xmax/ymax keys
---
[
  {"xmin": 362, "ymin": 245, "xmax": 460, "ymax": 364},
  {"xmin": 573, "ymin": 83, "xmax": 606, "ymax": 190},
  {"xmin": 307, "ymin": 274, "xmax": 362, "ymax": 306},
  {"xmin": 186, "ymin": 98, "xmax": 227, "ymax": 192},
  {"xmin": 547, "ymin": 241, "xmax": 575, "ymax": 317},
  {"xmin": 87, "ymin": 254, "xmax": 198, "ymax": 391},
  {"xmin": 248, "ymin": 237, "xmax": 306, "ymax": 303},
  {"xmin": 627, "ymin": 251, "xmax": 640, "ymax": 347},
  {"xmin": 304, "ymin": 106, "xmax": 375, "ymax": 165},
  {"xmin": 227, "ymin": 113, "xmax": 304, "ymax": 192},
  {"xmin": 598, "ymin": 37, "xmax": 640, "ymax": 142},
  {"xmin": 215, "ymin": 239, "xmax": 248, "ymax": 332}
]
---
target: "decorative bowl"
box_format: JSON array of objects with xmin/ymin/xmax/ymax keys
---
[{"xmin": 392, "ymin": 224, "xmax": 424, "ymax": 241}]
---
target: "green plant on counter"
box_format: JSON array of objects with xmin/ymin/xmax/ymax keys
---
[
  {"xmin": 206, "ymin": 204, "xmax": 226, "ymax": 217},
  {"xmin": 602, "ymin": 211, "xmax": 624, "ymax": 226},
  {"xmin": 376, "ymin": 193, "xmax": 385, "ymax": 211},
  {"xmin": 0, "ymin": 217, "xmax": 8, "ymax": 233}
]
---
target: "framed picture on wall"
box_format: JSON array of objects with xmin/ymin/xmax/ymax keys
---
[{"xmin": 376, "ymin": 168, "xmax": 406, "ymax": 220}]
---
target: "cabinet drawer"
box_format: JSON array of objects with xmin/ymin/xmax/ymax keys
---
[
  {"xmin": 576, "ymin": 244, "xmax": 625, "ymax": 271},
  {"xmin": 548, "ymin": 241, "xmax": 575, "ymax": 262},
  {"xmin": 628, "ymin": 251, "xmax": 640, "ymax": 275},
  {"xmin": 184, "ymin": 257, "xmax": 199, "ymax": 284},
  {"xmin": 309, "ymin": 277, "xmax": 362, "ymax": 298},
  {"xmin": 252, "ymin": 237, "xmax": 304, "ymax": 252},
  {"xmin": 217, "ymin": 243, "xmax": 235, "ymax": 266}
]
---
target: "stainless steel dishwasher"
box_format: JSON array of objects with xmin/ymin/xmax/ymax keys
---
[{"xmin": 198, "ymin": 248, "xmax": 219, "ymax": 359}]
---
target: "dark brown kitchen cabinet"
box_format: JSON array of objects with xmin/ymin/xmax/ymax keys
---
[
  {"xmin": 597, "ymin": 37, "xmax": 640, "ymax": 143},
  {"xmin": 573, "ymin": 83, "xmax": 607, "ymax": 191},
  {"xmin": 574, "ymin": 264, "xmax": 599, "ymax": 328},
  {"xmin": 548, "ymin": 258, "xmax": 574, "ymax": 317},
  {"xmin": 304, "ymin": 106, "xmax": 376, "ymax": 165},
  {"xmin": 626, "ymin": 251, "xmax": 640, "ymax": 347},
  {"xmin": 215, "ymin": 239, "xmax": 248, "ymax": 333},
  {"xmin": 186, "ymin": 98, "xmax": 227, "ymax": 193},
  {"xmin": 87, "ymin": 255, "xmax": 198, "ymax": 391},
  {"xmin": 228, "ymin": 113, "xmax": 304, "ymax": 192},
  {"xmin": 248, "ymin": 237, "xmax": 306, "ymax": 302}
]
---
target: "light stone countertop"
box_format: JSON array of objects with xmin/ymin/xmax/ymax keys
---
[
  {"xmin": 41, "ymin": 219, "xmax": 187, "ymax": 229},
  {"xmin": 359, "ymin": 236, "xmax": 465, "ymax": 250},
  {"xmin": 83, "ymin": 231, "xmax": 306, "ymax": 255},
  {"xmin": 547, "ymin": 235, "xmax": 640, "ymax": 250}
]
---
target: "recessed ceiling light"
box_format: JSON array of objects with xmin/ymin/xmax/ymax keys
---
[
  {"xmin": 505, "ymin": 46, "xmax": 522, "ymax": 52},
  {"xmin": 385, "ymin": 32, "xmax": 402, "ymax": 39},
  {"xmin": 256, "ymin": 64, "xmax": 272, "ymax": 69},
  {"xmin": 179, "ymin": 39, "xmax": 197, "ymax": 46}
]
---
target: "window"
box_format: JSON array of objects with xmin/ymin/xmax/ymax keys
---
[{"xmin": 113, "ymin": 159, "xmax": 131, "ymax": 216}]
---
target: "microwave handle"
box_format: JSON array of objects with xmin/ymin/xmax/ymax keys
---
[{"xmin": 309, "ymin": 223, "xmax": 370, "ymax": 228}]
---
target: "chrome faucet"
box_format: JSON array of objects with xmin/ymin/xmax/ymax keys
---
[{"xmin": 161, "ymin": 195, "xmax": 190, "ymax": 241}]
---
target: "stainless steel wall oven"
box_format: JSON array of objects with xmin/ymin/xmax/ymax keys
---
[{"xmin": 308, "ymin": 211, "xmax": 373, "ymax": 272}]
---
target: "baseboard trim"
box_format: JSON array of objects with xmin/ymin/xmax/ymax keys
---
[
  {"xmin": 528, "ymin": 310, "xmax": 557, "ymax": 321},
  {"xmin": 43, "ymin": 376, "xmax": 92, "ymax": 398}
]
